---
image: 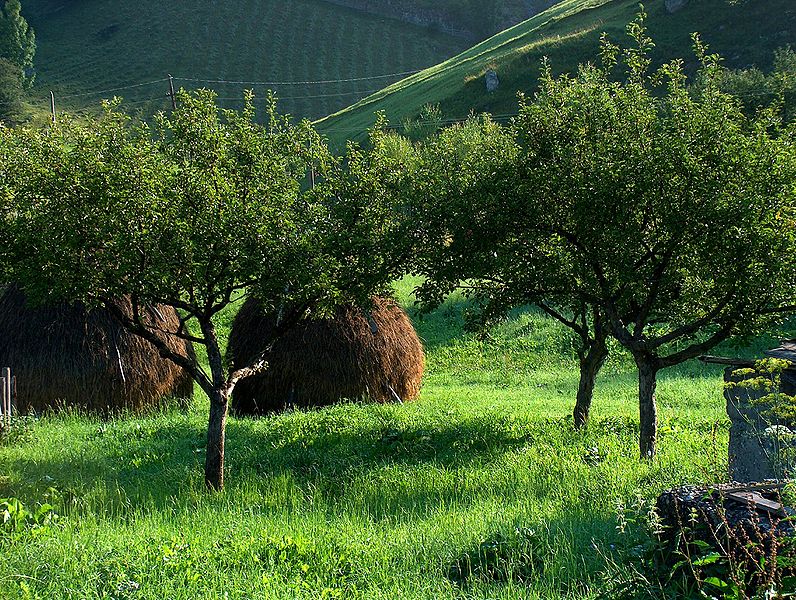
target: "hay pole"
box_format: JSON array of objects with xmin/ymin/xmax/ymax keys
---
[
  {"xmin": 114, "ymin": 342, "xmax": 126, "ymax": 384},
  {"xmin": 5, "ymin": 367, "xmax": 10, "ymax": 427},
  {"xmin": 386, "ymin": 384, "xmax": 403, "ymax": 404},
  {"xmin": 10, "ymin": 375, "xmax": 15, "ymax": 425},
  {"xmin": 1, "ymin": 367, "xmax": 10, "ymax": 428}
]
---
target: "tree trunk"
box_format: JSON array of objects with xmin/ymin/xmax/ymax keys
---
[
  {"xmin": 199, "ymin": 318, "xmax": 229, "ymax": 491},
  {"xmin": 205, "ymin": 387, "xmax": 229, "ymax": 490},
  {"xmin": 574, "ymin": 338, "xmax": 609, "ymax": 429},
  {"xmin": 635, "ymin": 353, "xmax": 659, "ymax": 459}
]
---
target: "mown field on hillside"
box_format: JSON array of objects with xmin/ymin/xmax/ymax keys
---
[
  {"xmin": 21, "ymin": 0, "xmax": 466, "ymax": 121},
  {"xmin": 0, "ymin": 277, "xmax": 788, "ymax": 599},
  {"xmin": 318, "ymin": 0, "xmax": 542, "ymax": 40},
  {"xmin": 318, "ymin": 0, "xmax": 796, "ymax": 147}
]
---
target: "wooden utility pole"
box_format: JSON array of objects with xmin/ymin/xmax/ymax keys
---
[
  {"xmin": 49, "ymin": 91, "xmax": 56, "ymax": 125},
  {"xmin": 167, "ymin": 74, "xmax": 177, "ymax": 110},
  {"xmin": 308, "ymin": 137, "xmax": 316, "ymax": 188}
]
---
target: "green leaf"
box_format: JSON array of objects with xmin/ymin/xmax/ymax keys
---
[{"xmin": 692, "ymin": 552, "xmax": 722, "ymax": 567}]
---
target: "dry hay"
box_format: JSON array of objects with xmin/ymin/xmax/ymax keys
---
[
  {"xmin": 227, "ymin": 297, "xmax": 425, "ymax": 415},
  {"xmin": 0, "ymin": 286, "xmax": 196, "ymax": 415}
]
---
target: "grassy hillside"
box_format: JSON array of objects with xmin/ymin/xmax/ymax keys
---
[
  {"xmin": 0, "ymin": 277, "xmax": 791, "ymax": 598},
  {"xmin": 317, "ymin": 0, "xmax": 551, "ymax": 40},
  {"xmin": 317, "ymin": 0, "xmax": 796, "ymax": 147},
  {"xmin": 21, "ymin": 0, "xmax": 467, "ymax": 120}
]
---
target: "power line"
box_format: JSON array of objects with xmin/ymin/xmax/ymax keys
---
[
  {"xmin": 214, "ymin": 88, "xmax": 383, "ymax": 101},
  {"xmin": 171, "ymin": 70, "xmax": 421, "ymax": 87},
  {"xmin": 59, "ymin": 78, "xmax": 170, "ymax": 99},
  {"xmin": 319, "ymin": 113, "xmax": 521, "ymax": 134},
  {"xmin": 120, "ymin": 96, "xmax": 169, "ymax": 107}
]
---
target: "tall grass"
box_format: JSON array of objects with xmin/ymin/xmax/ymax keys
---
[{"xmin": 0, "ymin": 277, "xmax": 781, "ymax": 598}]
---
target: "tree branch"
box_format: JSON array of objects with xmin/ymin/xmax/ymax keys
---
[
  {"xmin": 102, "ymin": 298, "xmax": 213, "ymax": 391},
  {"xmin": 658, "ymin": 322, "xmax": 736, "ymax": 369},
  {"xmin": 632, "ymin": 247, "xmax": 674, "ymax": 340},
  {"xmin": 537, "ymin": 301, "xmax": 588, "ymax": 339},
  {"xmin": 645, "ymin": 291, "xmax": 735, "ymax": 350},
  {"xmin": 223, "ymin": 301, "xmax": 312, "ymax": 395}
]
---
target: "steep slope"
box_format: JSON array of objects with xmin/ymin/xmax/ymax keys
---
[
  {"xmin": 316, "ymin": 0, "xmax": 796, "ymax": 147},
  {"xmin": 21, "ymin": 0, "xmax": 467, "ymax": 120}
]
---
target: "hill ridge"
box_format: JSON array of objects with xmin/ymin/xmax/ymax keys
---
[{"xmin": 316, "ymin": 0, "xmax": 796, "ymax": 147}]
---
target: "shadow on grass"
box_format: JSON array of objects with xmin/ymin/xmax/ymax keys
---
[
  {"xmin": 0, "ymin": 405, "xmax": 644, "ymax": 519},
  {"xmin": 441, "ymin": 508, "xmax": 622, "ymax": 597},
  {"xmin": 405, "ymin": 296, "xmax": 472, "ymax": 350}
]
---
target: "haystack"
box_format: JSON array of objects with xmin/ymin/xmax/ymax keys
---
[
  {"xmin": 227, "ymin": 297, "xmax": 424, "ymax": 415},
  {"xmin": 0, "ymin": 286, "xmax": 195, "ymax": 414}
]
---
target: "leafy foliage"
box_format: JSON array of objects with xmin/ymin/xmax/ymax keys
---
[
  {"xmin": 0, "ymin": 0, "xmax": 33, "ymax": 81},
  {"xmin": 0, "ymin": 0, "xmax": 32, "ymax": 120},
  {"xmin": 411, "ymin": 13, "xmax": 796, "ymax": 456},
  {"xmin": 727, "ymin": 358, "xmax": 796, "ymax": 424},
  {"xmin": 601, "ymin": 492, "xmax": 796, "ymax": 599},
  {"xmin": 0, "ymin": 57, "xmax": 21, "ymax": 120},
  {"xmin": 709, "ymin": 46, "xmax": 796, "ymax": 124},
  {"xmin": 0, "ymin": 496, "xmax": 58, "ymax": 541}
]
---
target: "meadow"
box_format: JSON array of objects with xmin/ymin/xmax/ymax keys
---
[
  {"xmin": 0, "ymin": 277, "xmax": 785, "ymax": 599},
  {"xmin": 20, "ymin": 0, "xmax": 466, "ymax": 121}
]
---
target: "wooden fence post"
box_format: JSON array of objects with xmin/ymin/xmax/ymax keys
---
[
  {"xmin": 0, "ymin": 373, "xmax": 5, "ymax": 428},
  {"xmin": 167, "ymin": 74, "xmax": 177, "ymax": 110}
]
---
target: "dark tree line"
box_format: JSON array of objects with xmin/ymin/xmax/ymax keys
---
[{"xmin": 0, "ymin": 0, "xmax": 35, "ymax": 120}]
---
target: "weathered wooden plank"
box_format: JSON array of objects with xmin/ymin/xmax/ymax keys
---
[
  {"xmin": 721, "ymin": 483, "xmax": 787, "ymax": 494},
  {"xmin": 726, "ymin": 491, "xmax": 786, "ymax": 517},
  {"xmin": 699, "ymin": 355, "xmax": 756, "ymax": 367}
]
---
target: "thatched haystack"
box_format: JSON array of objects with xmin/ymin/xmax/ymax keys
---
[
  {"xmin": 0, "ymin": 286, "xmax": 195, "ymax": 414},
  {"xmin": 227, "ymin": 297, "xmax": 424, "ymax": 415}
]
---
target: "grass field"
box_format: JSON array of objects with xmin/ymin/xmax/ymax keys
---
[
  {"xmin": 322, "ymin": 0, "xmax": 536, "ymax": 40},
  {"xmin": 20, "ymin": 0, "xmax": 466, "ymax": 121},
  {"xmin": 0, "ymin": 277, "xmax": 789, "ymax": 599},
  {"xmin": 317, "ymin": 0, "xmax": 796, "ymax": 148}
]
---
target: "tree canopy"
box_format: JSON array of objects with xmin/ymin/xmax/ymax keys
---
[
  {"xmin": 0, "ymin": 0, "xmax": 34, "ymax": 78},
  {"xmin": 411, "ymin": 15, "xmax": 796, "ymax": 456},
  {"xmin": 0, "ymin": 91, "xmax": 410, "ymax": 489}
]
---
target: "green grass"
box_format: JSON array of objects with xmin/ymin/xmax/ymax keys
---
[
  {"xmin": 334, "ymin": 0, "xmax": 535, "ymax": 40},
  {"xmin": 317, "ymin": 0, "xmax": 796, "ymax": 148},
  {"xmin": 21, "ymin": 0, "xmax": 467, "ymax": 121},
  {"xmin": 0, "ymin": 277, "xmax": 790, "ymax": 598}
]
